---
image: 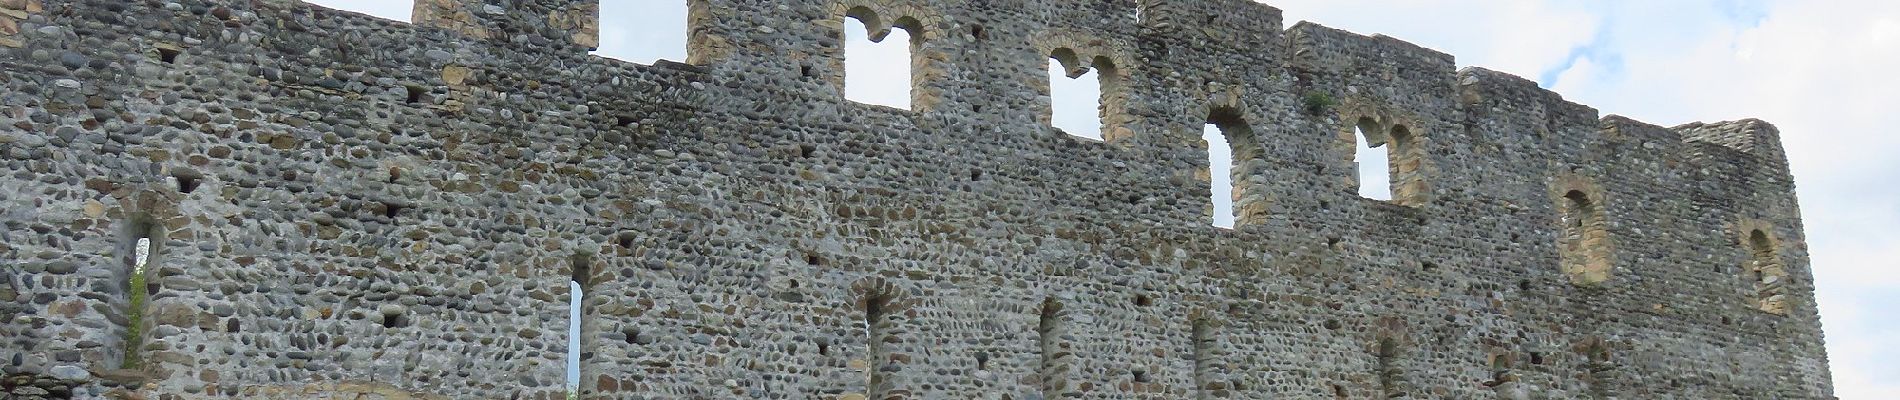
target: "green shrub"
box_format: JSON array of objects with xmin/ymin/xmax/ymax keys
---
[{"xmin": 1303, "ymin": 92, "xmax": 1336, "ymax": 116}]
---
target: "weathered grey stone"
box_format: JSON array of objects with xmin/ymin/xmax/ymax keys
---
[
  {"xmin": 45, "ymin": 365, "xmax": 84, "ymax": 380},
  {"xmin": 0, "ymin": 1, "xmax": 1830, "ymax": 399}
]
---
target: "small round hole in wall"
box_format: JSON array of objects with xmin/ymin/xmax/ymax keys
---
[
  {"xmin": 173, "ymin": 172, "xmax": 203, "ymax": 194},
  {"xmin": 1133, "ymin": 293, "xmax": 1152, "ymax": 307},
  {"xmin": 157, "ymin": 47, "xmax": 181, "ymax": 64},
  {"xmin": 404, "ymin": 85, "xmax": 427, "ymax": 104},
  {"xmin": 382, "ymin": 312, "xmax": 409, "ymax": 329}
]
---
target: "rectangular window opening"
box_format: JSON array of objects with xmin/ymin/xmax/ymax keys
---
[
  {"xmin": 1205, "ymin": 124, "xmax": 1236, "ymax": 228},
  {"xmin": 592, "ymin": 1, "xmax": 690, "ymax": 64},
  {"xmin": 844, "ymin": 18, "xmax": 914, "ymax": 110},
  {"xmin": 1049, "ymin": 60, "xmax": 1104, "ymax": 140},
  {"xmin": 1355, "ymin": 126, "xmax": 1393, "ymax": 201}
]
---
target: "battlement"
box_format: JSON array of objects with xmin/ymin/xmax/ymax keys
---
[{"xmin": 0, "ymin": 0, "xmax": 1832, "ymax": 399}]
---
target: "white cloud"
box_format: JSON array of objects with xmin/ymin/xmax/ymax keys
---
[
  {"xmin": 301, "ymin": 0, "xmax": 411, "ymax": 22},
  {"xmin": 1274, "ymin": 0, "xmax": 1600, "ymax": 80}
]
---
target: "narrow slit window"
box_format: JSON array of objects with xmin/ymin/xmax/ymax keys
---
[
  {"xmin": 1191, "ymin": 319, "xmax": 1216, "ymax": 400},
  {"xmin": 568, "ymin": 255, "xmax": 595, "ymax": 395},
  {"xmin": 864, "ymin": 291, "xmax": 893, "ymax": 398},
  {"xmin": 1205, "ymin": 108, "xmax": 1262, "ymax": 228},
  {"xmin": 1747, "ymin": 230, "xmax": 1788, "ymax": 314},
  {"xmin": 1354, "ymin": 123, "xmax": 1393, "ymax": 201},
  {"xmin": 843, "ymin": 12, "xmax": 916, "ymax": 109},
  {"xmin": 1205, "ymin": 123, "xmax": 1235, "ymax": 228},
  {"xmin": 120, "ymin": 220, "xmax": 160, "ymax": 369},
  {"xmin": 1048, "ymin": 51, "xmax": 1106, "ymax": 140},
  {"xmin": 593, "ymin": 1, "xmax": 690, "ymax": 63},
  {"xmin": 1376, "ymin": 338, "xmax": 1402, "ymax": 397},
  {"xmin": 1038, "ymin": 299, "xmax": 1071, "ymax": 398}
]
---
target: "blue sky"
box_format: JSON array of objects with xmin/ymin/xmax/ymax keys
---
[{"xmin": 311, "ymin": 1, "xmax": 1900, "ymax": 397}]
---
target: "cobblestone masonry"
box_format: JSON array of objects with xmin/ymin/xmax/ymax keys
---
[{"xmin": 0, "ymin": 0, "xmax": 1833, "ymax": 399}]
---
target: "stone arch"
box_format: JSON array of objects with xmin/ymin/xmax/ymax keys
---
[
  {"xmin": 1335, "ymin": 99, "xmax": 1430, "ymax": 206},
  {"xmin": 1201, "ymin": 94, "xmax": 1270, "ymax": 228},
  {"xmin": 104, "ymin": 185, "xmax": 186, "ymax": 369},
  {"xmin": 849, "ymin": 275, "xmax": 914, "ymax": 399},
  {"xmin": 1735, "ymin": 219, "xmax": 1788, "ymax": 314},
  {"xmin": 1573, "ymin": 336, "xmax": 1619, "ymax": 398},
  {"xmin": 1037, "ymin": 297, "xmax": 1075, "ymax": 398},
  {"xmin": 1185, "ymin": 307, "xmax": 1229, "ymax": 399},
  {"xmin": 1551, "ymin": 174, "xmax": 1613, "ymax": 285},
  {"xmin": 1367, "ymin": 317, "xmax": 1412, "ymax": 398},
  {"xmin": 1033, "ymin": 30, "xmax": 1138, "ymax": 143},
  {"xmin": 827, "ymin": 0, "xmax": 945, "ymax": 111},
  {"xmin": 567, "ymin": 251, "xmax": 602, "ymax": 396}
]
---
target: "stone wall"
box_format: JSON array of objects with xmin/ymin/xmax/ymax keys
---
[{"xmin": 0, "ymin": 0, "xmax": 1833, "ymax": 399}]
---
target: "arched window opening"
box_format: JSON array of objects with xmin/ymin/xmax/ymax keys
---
[
  {"xmin": 1206, "ymin": 108, "xmax": 1264, "ymax": 228},
  {"xmin": 1048, "ymin": 51, "xmax": 1123, "ymax": 141},
  {"xmin": 1559, "ymin": 190, "xmax": 1612, "ymax": 285},
  {"xmin": 568, "ymin": 255, "xmax": 596, "ymax": 395},
  {"xmin": 1747, "ymin": 230, "xmax": 1788, "ymax": 314},
  {"xmin": 1347, "ymin": 118, "xmax": 1425, "ymax": 204},
  {"xmin": 1352, "ymin": 117, "xmax": 1392, "ymax": 201},
  {"xmin": 843, "ymin": 12, "xmax": 918, "ymax": 109},
  {"xmin": 593, "ymin": 0, "xmax": 691, "ymax": 64},
  {"xmin": 1038, "ymin": 298, "xmax": 1072, "ymax": 398}
]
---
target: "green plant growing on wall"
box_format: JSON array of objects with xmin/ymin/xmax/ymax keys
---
[{"xmin": 1303, "ymin": 91, "xmax": 1336, "ymax": 116}]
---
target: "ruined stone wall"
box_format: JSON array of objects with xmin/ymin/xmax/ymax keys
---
[{"xmin": 0, "ymin": 0, "xmax": 1832, "ymax": 399}]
